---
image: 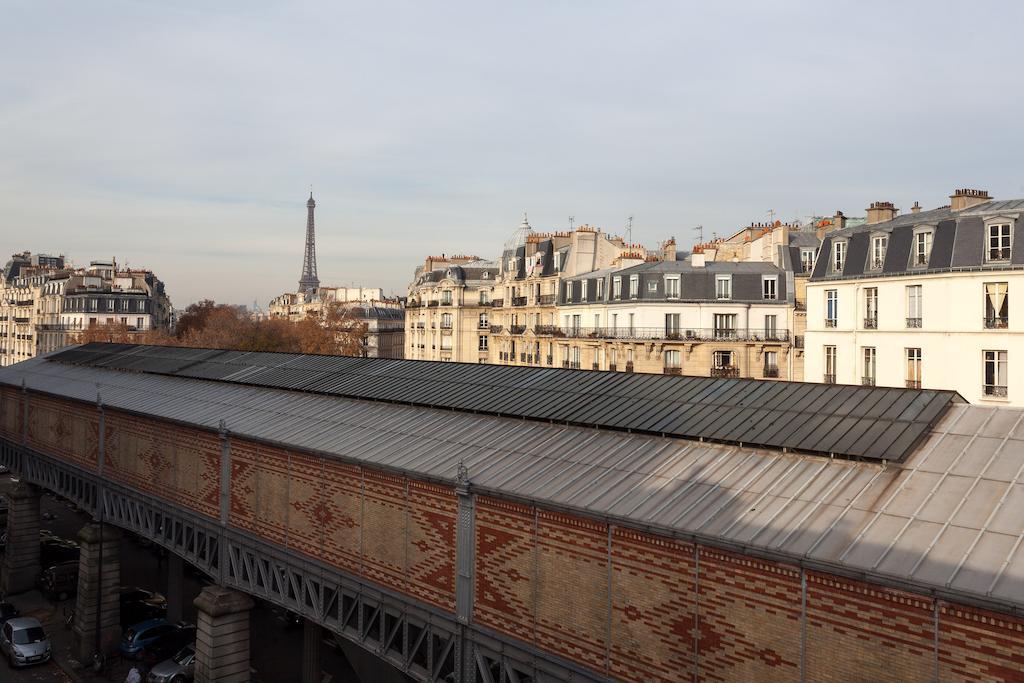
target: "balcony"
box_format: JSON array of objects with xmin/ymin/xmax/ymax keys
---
[
  {"xmin": 794, "ymin": 335, "xmax": 804, "ymax": 349},
  {"xmin": 763, "ymin": 365, "xmax": 779, "ymax": 378},
  {"xmin": 533, "ymin": 325, "xmax": 558, "ymax": 335},
  {"xmin": 906, "ymin": 318, "xmax": 922, "ymax": 328},
  {"xmin": 509, "ymin": 325, "xmax": 526, "ymax": 335},
  {"xmin": 489, "ymin": 324, "xmax": 503, "ymax": 334},
  {"xmin": 440, "ymin": 323, "xmax": 452, "ymax": 330},
  {"xmin": 537, "ymin": 326, "xmax": 792, "ymax": 342},
  {"xmin": 569, "ymin": 361, "xmax": 581, "ymax": 369},
  {"xmin": 625, "ymin": 362, "xmax": 634, "ymax": 372},
  {"xmin": 825, "ymin": 319, "xmax": 837, "ymax": 328},
  {"xmin": 511, "ymin": 296, "xmax": 528, "ymax": 307},
  {"xmin": 710, "ymin": 366, "xmax": 740, "ymax": 379},
  {"xmin": 427, "ymin": 301, "xmax": 440, "ymax": 308},
  {"xmin": 545, "ymin": 355, "xmax": 553, "ymax": 365},
  {"xmin": 440, "ymin": 301, "xmax": 453, "ymax": 307},
  {"xmin": 13, "ymin": 317, "xmax": 30, "ymax": 324},
  {"xmin": 539, "ymin": 294, "xmax": 556, "ymax": 305},
  {"xmin": 663, "ymin": 367, "xmax": 682, "ymax": 376},
  {"xmin": 906, "ymin": 380, "xmax": 921, "ymax": 389},
  {"xmin": 823, "ymin": 374, "xmax": 837, "ymax": 384},
  {"xmin": 863, "ymin": 317, "xmax": 878, "ymax": 329},
  {"xmin": 608, "ymin": 364, "xmax": 617, "ymax": 372},
  {"xmin": 985, "ymin": 317, "xmax": 1009, "ymax": 329},
  {"xmin": 984, "ymin": 384, "xmax": 1008, "ymax": 398},
  {"xmin": 415, "ymin": 322, "xmax": 425, "ymax": 329},
  {"xmin": 592, "ymin": 362, "xmax": 600, "ymax": 371},
  {"xmin": 491, "ymin": 299, "xmax": 504, "ymax": 308},
  {"xmin": 862, "ymin": 376, "xmax": 876, "ymax": 387}
]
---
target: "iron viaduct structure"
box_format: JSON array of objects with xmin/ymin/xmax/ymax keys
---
[{"xmin": 0, "ymin": 343, "xmax": 1023, "ymax": 682}]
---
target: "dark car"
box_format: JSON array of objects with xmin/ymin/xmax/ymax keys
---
[
  {"xmin": 121, "ymin": 587, "xmax": 167, "ymax": 628},
  {"xmin": 121, "ymin": 618, "xmax": 176, "ymax": 659},
  {"xmin": 39, "ymin": 561, "xmax": 78, "ymax": 601},
  {"xmin": 0, "ymin": 602, "xmax": 19, "ymax": 625},
  {"xmin": 139, "ymin": 624, "xmax": 196, "ymax": 665}
]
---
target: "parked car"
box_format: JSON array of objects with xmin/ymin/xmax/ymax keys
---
[
  {"xmin": 39, "ymin": 560, "xmax": 78, "ymax": 600},
  {"xmin": 140, "ymin": 624, "xmax": 196, "ymax": 665},
  {"xmin": 147, "ymin": 643, "xmax": 195, "ymax": 683},
  {"xmin": 0, "ymin": 617, "xmax": 51, "ymax": 668},
  {"xmin": 121, "ymin": 618, "xmax": 177, "ymax": 659},
  {"xmin": 121, "ymin": 586, "xmax": 168, "ymax": 628},
  {"xmin": 0, "ymin": 602, "xmax": 19, "ymax": 625}
]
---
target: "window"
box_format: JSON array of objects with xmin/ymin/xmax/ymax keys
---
[
  {"xmin": 581, "ymin": 280, "xmax": 588, "ymax": 302},
  {"xmin": 984, "ymin": 350, "xmax": 1008, "ymax": 397},
  {"xmin": 441, "ymin": 313, "xmax": 452, "ymax": 329},
  {"xmin": 764, "ymin": 351, "xmax": 778, "ymax": 377},
  {"xmin": 647, "ymin": 280, "xmax": 658, "ymax": 293},
  {"xmin": 665, "ymin": 277, "xmax": 680, "ymax": 298},
  {"xmin": 478, "ymin": 313, "xmax": 488, "ymax": 329},
  {"xmin": 764, "ymin": 314, "xmax": 778, "ymax": 339},
  {"xmin": 571, "ymin": 346, "xmax": 581, "ymax": 369},
  {"xmin": 824, "ymin": 346, "xmax": 837, "ymax": 383},
  {"xmin": 762, "ymin": 276, "xmax": 778, "ymax": 300},
  {"xmin": 913, "ymin": 230, "xmax": 932, "ymax": 267},
  {"xmin": 832, "ymin": 241, "xmax": 846, "ymax": 272},
  {"xmin": 864, "ymin": 287, "xmax": 878, "ymax": 328},
  {"xmin": 612, "ymin": 277, "xmax": 622, "ymax": 299},
  {"xmin": 826, "ymin": 289, "xmax": 838, "ymax": 327},
  {"xmin": 665, "ymin": 313, "xmax": 680, "ymax": 337},
  {"xmin": 478, "ymin": 335, "xmax": 489, "ymax": 351},
  {"xmin": 553, "ymin": 252, "xmax": 562, "ymax": 271},
  {"xmin": 136, "ymin": 317, "xmax": 144, "ymax": 329},
  {"xmin": 713, "ymin": 350, "xmax": 733, "ymax": 368},
  {"xmin": 713, "ymin": 313, "xmax": 737, "ymax": 338},
  {"xmin": 596, "ymin": 279, "xmax": 604, "ymax": 300},
  {"xmin": 629, "ymin": 275, "xmax": 639, "ymax": 298},
  {"xmin": 985, "ymin": 282, "xmax": 1009, "ymax": 328},
  {"xmin": 610, "ymin": 348, "xmax": 617, "ymax": 367},
  {"xmin": 800, "ymin": 248, "xmax": 816, "ymax": 273},
  {"xmin": 479, "ymin": 291, "xmax": 489, "ymax": 305},
  {"xmin": 862, "ymin": 347, "xmax": 876, "ymax": 386},
  {"xmin": 870, "ymin": 234, "xmax": 888, "ymax": 270},
  {"xmin": 716, "ymin": 275, "xmax": 732, "ymax": 299},
  {"xmin": 906, "ymin": 285, "xmax": 922, "ymax": 327},
  {"xmin": 611, "ymin": 313, "xmax": 618, "ymax": 330},
  {"xmin": 565, "ymin": 281, "xmax": 572, "ymax": 303},
  {"xmin": 664, "ymin": 350, "xmax": 681, "ymax": 369},
  {"xmin": 906, "ymin": 348, "xmax": 922, "ymax": 389},
  {"xmin": 594, "ymin": 314, "xmax": 601, "ymax": 328},
  {"xmin": 507, "ymin": 257, "xmax": 517, "ymax": 272},
  {"xmin": 627, "ymin": 313, "xmax": 635, "ymax": 332},
  {"xmin": 571, "ymin": 314, "xmax": 581, "ymax": 331},
  {"xmin": 988, "ymin": 224, "xmax": 1011, "ymax": 261}
]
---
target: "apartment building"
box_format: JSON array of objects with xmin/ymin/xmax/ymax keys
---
[
  {"xmin": 268, "ymin": 286, "xmax": 386, "ymax": 320},
  {"xmin": 805, "ymin": 188, "xmax": 1024, "ymax": 405},
  {"xmin": 0, "ymin": 253, "xmax": 172, "ymax": 366},
  {"xmin": 405, "ymin": 255, "xmax": 497, "ymax": 362},
  {"xmin": 554, "ymin": 253, "xmax": 799, "ymax": 378},
  {"xmin": 488, "ymin": 217, "xmax": 654, "ymax": 367}
]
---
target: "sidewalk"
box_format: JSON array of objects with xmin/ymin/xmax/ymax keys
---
[{"xmin": 6, "ymin": 590, "xmax": 135, "ymax": 683}]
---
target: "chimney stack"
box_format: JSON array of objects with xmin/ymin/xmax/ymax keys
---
[
  {"xmin": 911, "ymin": 201, "xmax": 921, "ymax": 214},
  {"xmin": 950, "ymin": 188, "xmax": 991, "ymax": 212},
  {"xmin": 660, "ymin": 237, "xmax": 677, "ymax": 261},
  {"xmin": 866, "ymin": 201, "xmax": 898, "ymax": 225}
]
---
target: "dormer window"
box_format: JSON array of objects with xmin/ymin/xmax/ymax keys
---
[
  {"xmin": 482, "ymin": 271, "xmax": 489, "ymax": 279},
  {"xmin": 596, "ymin": 279, "xmax": 605, "ymax": 300},
  {"xmin": 988, "ymin": 223, "xmax": 1012, "ymax": 261},
  {"xmin": 553, "ymin": 252, "xmax": 562, "ymax": 271},
  {"xmin": 800, "ymin": 248, "xmax": 816, "ymax": 273},
  {"xmin": 612, "ymin": 277, "xmax": 622, "ymax": 300},
  {"xmin": 832, "ymin": 240, "xmax": 847, "ymax": 273},
  {"xmin": 913, "ymin": 230, "xmax": 933, "ymax": 267},
  {"xmin": 581, "ymin": 280, "xmax": 588, "ymax": 302},
  {"xmin": 870, "ymin": 234, "xmax": 888, "ymax": 270}
]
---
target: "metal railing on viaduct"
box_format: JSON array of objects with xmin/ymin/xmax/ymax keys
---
[{"xmin": 0, "ymin": 386, "xmax": 602, "ymax": 683}]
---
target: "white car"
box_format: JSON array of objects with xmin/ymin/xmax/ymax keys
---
[{"xmin": 0, "ymin": 616, "xmax": 51, "ymax": 667}]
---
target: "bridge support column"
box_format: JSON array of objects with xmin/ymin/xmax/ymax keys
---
[
  {"xmin": 166, "ymin": 553, "xmax": 184, "ymax": 623},
  {"xmin": 73, "ymin": 523, "xmax": 122, "ymax": 661},
  {"xmin": 194, "ymin": 585, "xmax": 253, "ymax": 683},
  {"xmin": 302, "ymin": 618, "xmax": 322, "ymax": 683},
  {"xmin": 0, "ymin": 482, "xmax": 41, "ymax": 596}
]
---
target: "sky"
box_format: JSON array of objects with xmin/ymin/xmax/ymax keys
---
[{"xmin": 2, "ymin": 1, "xmax": 1023, "ymax": 308}]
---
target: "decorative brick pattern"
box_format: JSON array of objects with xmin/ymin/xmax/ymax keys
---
[
  {"xmin": 610, "ymin": 528, "xmax": 695, "ymax": 683},
  {"xmin": 228, "ymin": 440, "xmax": 289, "ymax": 545},
  {"xmin": 407, "ymin": 480, "xmax": 456, "ymax": 611},
  {"xmin": 0, "ymin": 386, "xmax": 19, "ymax": 441},
  {"xmin": 806, "ymin": 572, "xmax": 934, "ymax": 683},
  {"xmin": 475, "ymin": 496, "xmax": 535, "ymax": 643},
  {"xmin": 939, "ymin": 603, "xmax": 1024, "ymax": 681},
  {"xmin": 318, "ymin": 458, "xmax": 362, "ymax": 574},
  {"xmin": 26, "ymin": 394, "xmax": 98, "ymax": 471},
  {"xmin": 104, "ymin": 409, "xmax": 220, "ymax": 518},
  {"xmin": 361, "ymin": 469, "xmax": 408, "ymax": 594},
  {"xmin": 699, "ymin": 549, "xmax": 801, "ymax": 682}
]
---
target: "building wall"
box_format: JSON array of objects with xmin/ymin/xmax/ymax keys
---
[
  {"xmin": 406, "ymin": 278, "xmax": 493, "ymax": 363},
  {"xmin": 806, "ymin": 270, "xmax": 1024, "ymax": 404},
  {"xmin": 5, "ymin": 389, "xmax": 1024, "ymax": 681}
]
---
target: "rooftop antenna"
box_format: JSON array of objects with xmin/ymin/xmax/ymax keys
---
[
  {"xmin": 626, "ymin": 215, "xmax": 634, "ymax": 244},
  {"xmin": 766, "ymin": 208, "xmax": 776, "ymax": 223},
  {"xmin": 693, "ymin": 224, "xmax": 704, "ymax": 243},
  {"xmin": 569, "ymin": 215, "xmax": 575, "ymax": 230}
]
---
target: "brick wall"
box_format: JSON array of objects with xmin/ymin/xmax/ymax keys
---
[
  {"xmin": 939, "ymin": 603, "xmax": 1024, "ymax": 680},
  {"xmin": 0, "ymin": 385, "xmax": 20, "ymax": 441},
  {"xmin": 26, "ymin": 393, "xmax": 98, "ymax": 471}
]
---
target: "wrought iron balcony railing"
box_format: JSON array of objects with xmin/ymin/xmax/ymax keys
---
[
  {"xmin": 906, "ymin": 380, "xmax": 921, "ymax": 389},
  {"xmin": 984, "ymin": 317, "xmax": 1009, "ymax": 329},
  {"xmin": 539, "ymin": 294, "xmax": 556, "ymax": 305},
  {"xmin": 763, "ymin": 366, "xmax": 779, "ymax": 378},
  {"xmin": 823, "ymin": 373, "xmax": 837, "ymax": 384},
  {"xmin": 710, "ymin": 366, "xmax": 740, "ymax": 378},
  {"xmin": 663, "ymin": 367, "xmax": 682, "ymax": 375},
  {"xmin": 511, "ymin": 297, "xmax": 528, "ymax": 307},
  {"xmin": 530, "ymin": 326, "xmax": 790, "ymax": 342},
  {"xmin": 863, "ymin": 317, "xmax": 878, "ymax": 329},
  {"xmin": 984, "ymin": 384, "xmax": 1008, "ymax": 398},
  {"xmin": 489, "ymin": 324, "xmax": 503, "ymax": 334},
  {"xmin": 906, "ymin": 318, "xmax": 922, "ymax": 328},
  {"xmin": 509, "ymin": 325, "xmax": 526, "ymax": 334}
]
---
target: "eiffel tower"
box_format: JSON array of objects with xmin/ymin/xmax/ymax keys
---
[{"xmin": 298, "ymin": 192, "xmax": 320, "ymax": 293}]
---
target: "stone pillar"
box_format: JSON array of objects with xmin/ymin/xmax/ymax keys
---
[
  {"xmin": 73, "ymin": 523, "xmax": 122, "ymax": 661},
  {"xmin": 302, "ymin": 618, "xmax": 322, "ymax": 683},
  {"xmin": 166, "ymin": 553, "xmax": 184, "ymax": 623},
  {"xmin": 0, "ymin": 482, "xmax": 41, "ymax": 596},
  {"xmin": 194, "ymin": 586, "xmax": 253, "ymax": 683}
]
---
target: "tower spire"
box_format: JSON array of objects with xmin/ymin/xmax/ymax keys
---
[{"xmin": 298, "ymin": 191, "xmax": 320, "ymax": 293}]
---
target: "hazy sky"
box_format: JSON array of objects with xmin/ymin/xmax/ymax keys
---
[{"xmin": 2, "ymin": 1, "xmax": 1023, "ymax": 307}]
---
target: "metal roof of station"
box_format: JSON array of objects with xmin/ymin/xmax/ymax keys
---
[
  {"xmin": 45, "ymin": 343, "xmax": 961, "ymax": 463},
  {"xmin": 0, "ymin": 348, "xmax": 1021, "ymax": 614}
]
